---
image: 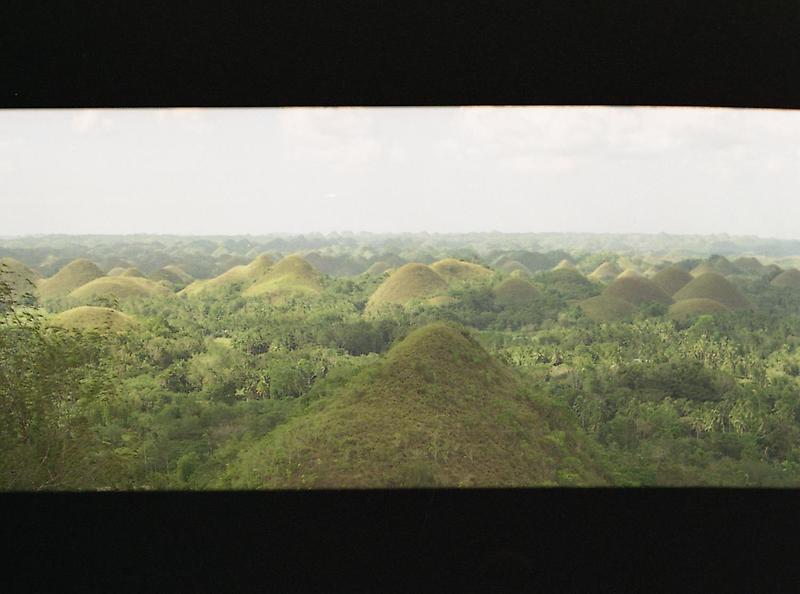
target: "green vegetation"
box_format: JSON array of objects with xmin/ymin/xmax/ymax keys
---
[{"xmin": 5, "ymin": 232, "xmax": 800, "ymax": 490}]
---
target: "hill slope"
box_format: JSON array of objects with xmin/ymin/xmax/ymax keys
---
[
  {"xmin": 603, "ymin": 276, "xmax": 673, "ymax": 306},
  {"xmin": 673, "ymin": 273, "xmax": 751, "ymax": 310},
  {"xmin": 182, "ymin": 254, "xmax": 274, "ymax": 296},
  {"xmin": 37, "ymin": 259, "xmax": 104, "ymax": 299},
  {"xmin": 668, "ymin": 298, "xmax": 730, "ymax": 322},
  {"xmin": 242, "ymin": 255, "xmax": 322, "ymax": 299},
  {"xmin": 770, "ymin": 269, "xmax": 800, "ymax": 289},
  {"xmin": 430, "ymin": 258, "xmax": 493, "ymax": 283},
  {"xmin": 50, "ymin": 306, "xmax": 138, "ymax": 332},
  {"xmin": 588, "ymin": 261, "xmax": 623, "ymax": 283},
  {"xmin": 493, "ymin": 277, "xmax": 541, "ymax": 307},
  {"xmin": 221, "ymin": 323, "xmax": 608, "ymax": 488},
  {"xmin": 0, "ymin": 257, "xmax": 41, "ymax": 301},
  {"xmin": 651, "ymin": 266, "xmax": 693, "ymax": 296},
  {"xmin": 579, "ymin": 294, "xmax": 636, "ymax": 322},
  {"xmin": 68, "ymin": 276, "xmax": 172, "ymax": 301},
  {"xmin": 365, "ymin": 263, "xmax": 448, "ymax": 313}
]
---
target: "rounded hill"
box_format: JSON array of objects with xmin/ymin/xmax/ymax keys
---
[
  {"xmin": 673, "ymin": 273, "xmax": 750, "ymax": 310},
  {"xmin": 668, "ymin": 298, "xmax": 730, "ymax": 322},
  {"xmin": 364, "ymin": 261, "xmax": 393, "ymax": 276},
  {"xmin": 222, "ymin": 323, "xmax": 607, "ymax": 488},
  {"xmin": 588, "ymin": 261, "xmax": 622, "ymax": 283},
  {"xmin": 242, "ymin": 255, "xmax": 322, "ymax": 299},
  {"xmin": 770, "ymin": 269, "xmax": 800, "ymax": 289},
  {"xmin": 578, "ymin": 294, "xmax": 636, "ymax": 322},
  {"xmin": 149, "ymin": 265, "xmax": 194, "ymax": 286},
  {"xmin": 602, "ymin": 276, "xmax": 672, "ymax": 306},
  {"xmin": 733, "ymin": 257, "xmax": 765, "ymax": 275},
  {"xmin": 182, "ymin": 254, "xmax": 274, "ymax": 296},
  {"xmin": 493, "ymin": 277, "xmax": 541, "ymax": 307},
  {"xmin": 552, "ymin": 259, "xmax": 577, "ymax": 271},
  {"xmin": 108, "ymin": 267, "xmax": 145, "ymax": 278},
  {"xmin": 50, "ymin": 306, "xmax": 137, "ymax": 332},
  {"xmin": 365, "ymin": 263, "xmax": 448, "ymax": 313},
  {"xmin": 430, "ymin": 258, "xmax": 493, "ymax": 283},
  {"xmin": 691, "ymin": 256, "xmax": 739, "ymax": 277},
  {"xmin": 651, "ymin": 266, "xmax": 693, "ymax": 296},
  {"xmin": 1, "ymin": 257, "xmax": 41, "ymax": 301},
  {"xmin": 37, "ymin": 259, "xmax": 104, "ymax": 300},
  {"xmin": 497, "ymin": 260, "xmax": 532, "ymax": 277},
  {"xmin": 68, "ymin": 276, "xmax": 172, "ymax": 301}
]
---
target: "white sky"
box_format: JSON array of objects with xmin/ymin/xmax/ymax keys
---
[{"xmin": 1, "ymin": 106, "xmax": 799, "ymax": 238}]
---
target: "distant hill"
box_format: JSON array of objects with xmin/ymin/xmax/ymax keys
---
[
  {"xmin": 107, "ymin": 267, "xmax": 145, "ymax": 278},
  {"xmin": 673, "ymin": 273, "xmax": 751, "ymax": 311},
  {"xmin": 493, "ymin": 277, "xmax": 541, "ymax": 307},
  {"xmin": 579, "ymin": 294, "xmax": 636, "ymax": 322},
  {"xmin": 603, "ymin": 276, "xmax": 672, "ymax": 306},
  {"xmin": 221, "ymin": 323, "xmax": 608, "ymax": 488},
  {"xmin": 588, "ymin": 261, "xmax": 623, "ymax": 283},
  {"xmin": 430, "ymin": 258, "xmax": 493, "ymax": 283},
  {"xmin": 651, "ymin": 266, "xmax": 693, "ymax": 296},
  {"xmin": 149, "ymin": 265, "xmax": 194, "ymax": 287},
  {"xmin": 69, "ymin": 276, "xmax": 173, "ymax": 302},
  {"xmin": 242, "ymin": 255, "xmax": 322, "ymax": 299},
  {"xmin": 668, "ymin": 298, "xmax": 730, "ymax": 322},
  {"xmin": 37, "ymin": 259, "xmax": 104, "ymax": 299},
  {"xmin": 181, "ymin": 254, "xmax": 274, "ymax": 296},
  {"xmin": 771, "ymin": 269, "xmax": 800, "ymax": 289},
  {"xmin": 50, "ymin": 305, "xmax": 137, "ymax": 332},
  {"xmin": 0, "ymin": 257, "xmax": 41, "ymax": 302},
  {"xmin": 365, "ymin": 263, "xmax": 448, "ymax": 313}
]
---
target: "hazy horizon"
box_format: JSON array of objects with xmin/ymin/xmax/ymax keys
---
[{"xmin": 2, "ymin": 106, "xmax": 799, "ymax": 239}]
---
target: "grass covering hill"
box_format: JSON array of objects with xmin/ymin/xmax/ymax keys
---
[
  {"xmin": 221, "ymin": 323, "xmax": 608, "ymax": 488},
  {"xmin": 37, "ymin": 259, "xmax": 104, "ymax": 300},
  {"xmin": 497, "ymin": 260, "xmax": 532, "ymax": 276},
  {"xmin": 364, "ymin": 261, "xmax": 393, "ymax": 276},
  {"xmin": 242, "ymin": 255, "xmax": 322, "ymax": 300},
  {"xmin": 603, "ymin": 276, "xmax": 673, "ymax": 306},
  {"xmin": 69, "ymin": 276, "xmax": 173, "ymax": 302},
  {"xmin": 733, "ymin": 256, "xmax": 765, "ymax": 275},
  {"xmin": 182, "ymin": 254, "xmax": 274, "ymax": 296},
  {"xmin": 770, "ymin": 269, "xmax": 800, "ymax": 289},
  {"xmin": 0, "ymin": 257, "xmax": 41, "ymax": 303},
  {"xmin": 430, "ymin": 258, "xmax": 493, "ymax": 283},
  {"xmin": 588, "ymin": 261, "xmax": 622, "ymax": 283},
  {"xmin": 616, "ymin": 269, "xmax": 644, "ymax": 280},
  {"xmin": 578, "ymin": 294, "xmax": 636, "ymax": 322},
  {"xmin": 107, "ymin": 267, "xmax": 145, "ymax": 278},
  {"xmin": 493, "ymin": 277, "xmax": 541, "ymax": 307},
  {"xmin": 673, "ymin": 273, "xmax": 751, "ymax": 311},
  {"xmin": 692, "ymin": 255, "xmax": 740, "ymax": 277},
  {"xmin": 149, "ymin": 265, "xmax": 194, "ymax": 286},
  {"xmin": 49, "ymin": 305, "xmax": 137, "ymax": 332},
  {"xmin": 651, "ymin": 266, "xmax": 693, "ymax": 296},
  {"xmin": 553, "ymin": 259, "xmax": 577, "ymax": 271},
  {"xmin": 365, "ymin": 263, "xmax": 448, "ymax": 313},
  {"xmin": 668, "ymin": 298, "xmax": 730, "ymax": 322}
]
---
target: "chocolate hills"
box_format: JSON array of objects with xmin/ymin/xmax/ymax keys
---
[
  {"xmin": 365, "ymin": 263, "xmax": 449, "ymax": 313},
  {"xmin": 37, "ymin": 259, "xmax": 104, "ymax": 300},
  {"xmin": 182, "ymin": 254, "xmax": 275, "ymax": 296},
  {"xmin": 578, "ymin": 294, "xmax": 636, "ymax": 322},
  {"xmin": 588, "ymin": 261, "xmax": 623, "ymax": 283},
  {"xmin": 0, "ymin": 257, "xmax": 41, "ymax": 302},
  {"xmin": 673, "ymin": 273, "xmax": 750, "ymax": 310},
  {"xmin": 242, "ymin": 255, "xmax": 322, "ymax": 299},
  {"xmin": 50, "ymin": 305, "xmax": 137, "ymax": 332},
  {"xmin": 149, "ymin": 265, "xmax": 194, "ymax": 287},
  {"xmin": 770, "ymin": 269, "xmax": 800, "ymax": 289},
  {"xmin": 497, "ymin": 260, "xmax": 532, "ymax": 277},
  {"xmin": 430, "ymin": 258, "xmax": 493, "ymax": 283},
  {"xmin": 493, "ymin": 277, "xmax": 541, "ymax": 307},
  {"xmin": 603, "ymin": 276, "xmax": 672, "ymax": 306},
  {"xmin": 107, "ymin": 267, "xmax": 146, "ymax": 278},
  {"xmin": 68, "ymin": 276, "xmax": 173, "ymax": 302},
  {"xmin": 221, "ymin": 323, "xmax": 607, "ymax": 488},
  {"xmin": 668, "ymin": 298, "xmax": 730, "ymax": 322},
  {"xmin": 651, "ymin": 266, "xmax": 693, "ymax": 296},
  {"xmin": 364, "ymin": 261, "xmax": 393, "ymax": 276}
]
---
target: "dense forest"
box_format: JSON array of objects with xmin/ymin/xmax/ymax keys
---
[{"xmin": 3, "ymin": 233, "xmax": 800, "ymax": 489}]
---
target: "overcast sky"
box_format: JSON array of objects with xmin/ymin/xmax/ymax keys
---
[{"xmin": 1, "ymin": 106, "xmax": 799, "ymax": 238}]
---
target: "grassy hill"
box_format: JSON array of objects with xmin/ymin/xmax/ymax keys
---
[
  {"xmin": 552, "ymin": 259, "xmax": 577, "ymax": 271},
  {"xmin": 69, "ymin": 276, "xmax": 173, "ymax": 302},
  {"xmin": 579, "ymin": 294, "xmax": 636, "ymax": 322},
  {"xmin": 0, "ymin": 257, "xmax": 41, "ymax": 302},
  {"xmin": 692, "ymin": 256, "xmax": 740, "ymax": 277},
  {"xmin": 50, "ymin": 305, "xmax": 137, "ymax": 332},
  {"xmin": 107, "ymin": 267, "xmax": 145, "ymax": 278},
  {"xmin": 668, "ymin": 298, "xmax": 730, "ymax": 322},
  {"xmin": 365, "ymin": 263, "xmax": 448, "ymax": 313},
  {"xmin": 242, "ymin": 255, "xmax": 322, "ymax": 299},
  {"xmin": 733, "ymin": 256, "xmax": 765, "ymax": 275},
  {"xmin": 616, "ymin": 269, "xmax": 644, "ymax": 280},
  {"xmin": 493, "ymin": 277, "xmax": 541, "ymax": 307},
  {"xmin": 182, "ymin": 254, "xmax": 274, "ymax": 296},
  {"xmin": 497, "ymin": 260, "xmax": 532, "ymax": 277},
  {"xmin": 149, "ymin": 265, "xmax": 194, "ymax": 287},
  {"xmin": 771, "ymin": 269, "xmax": 800, "ymax": 289},
  {"xmin": 220, "ymin": 323, "xmax": 608, "ymax": 488},
  {"xmin": 588, "ymin": 261, "xmax": 623, "ymax": 283},
  {"xmin": 651, "ymin": 266, "xmax": 693, "ymax": 296},
  {"xmin": 673, "ymin": 273, "xmax": 751, "ymax": 311},
  {"xmin": 37, "ymin": 259, "xmax": 104, "ymax": 300},
  {"xmin": 603, "ymin": 276, "xmax": 673, "ymax": 306},
  {"xmin": 430, "ymin": 258, "xmax": 493, "ymax": 283},
  {"xmin": 364, "ymin": 261, "xmax": 393, "ymax": 276}
]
